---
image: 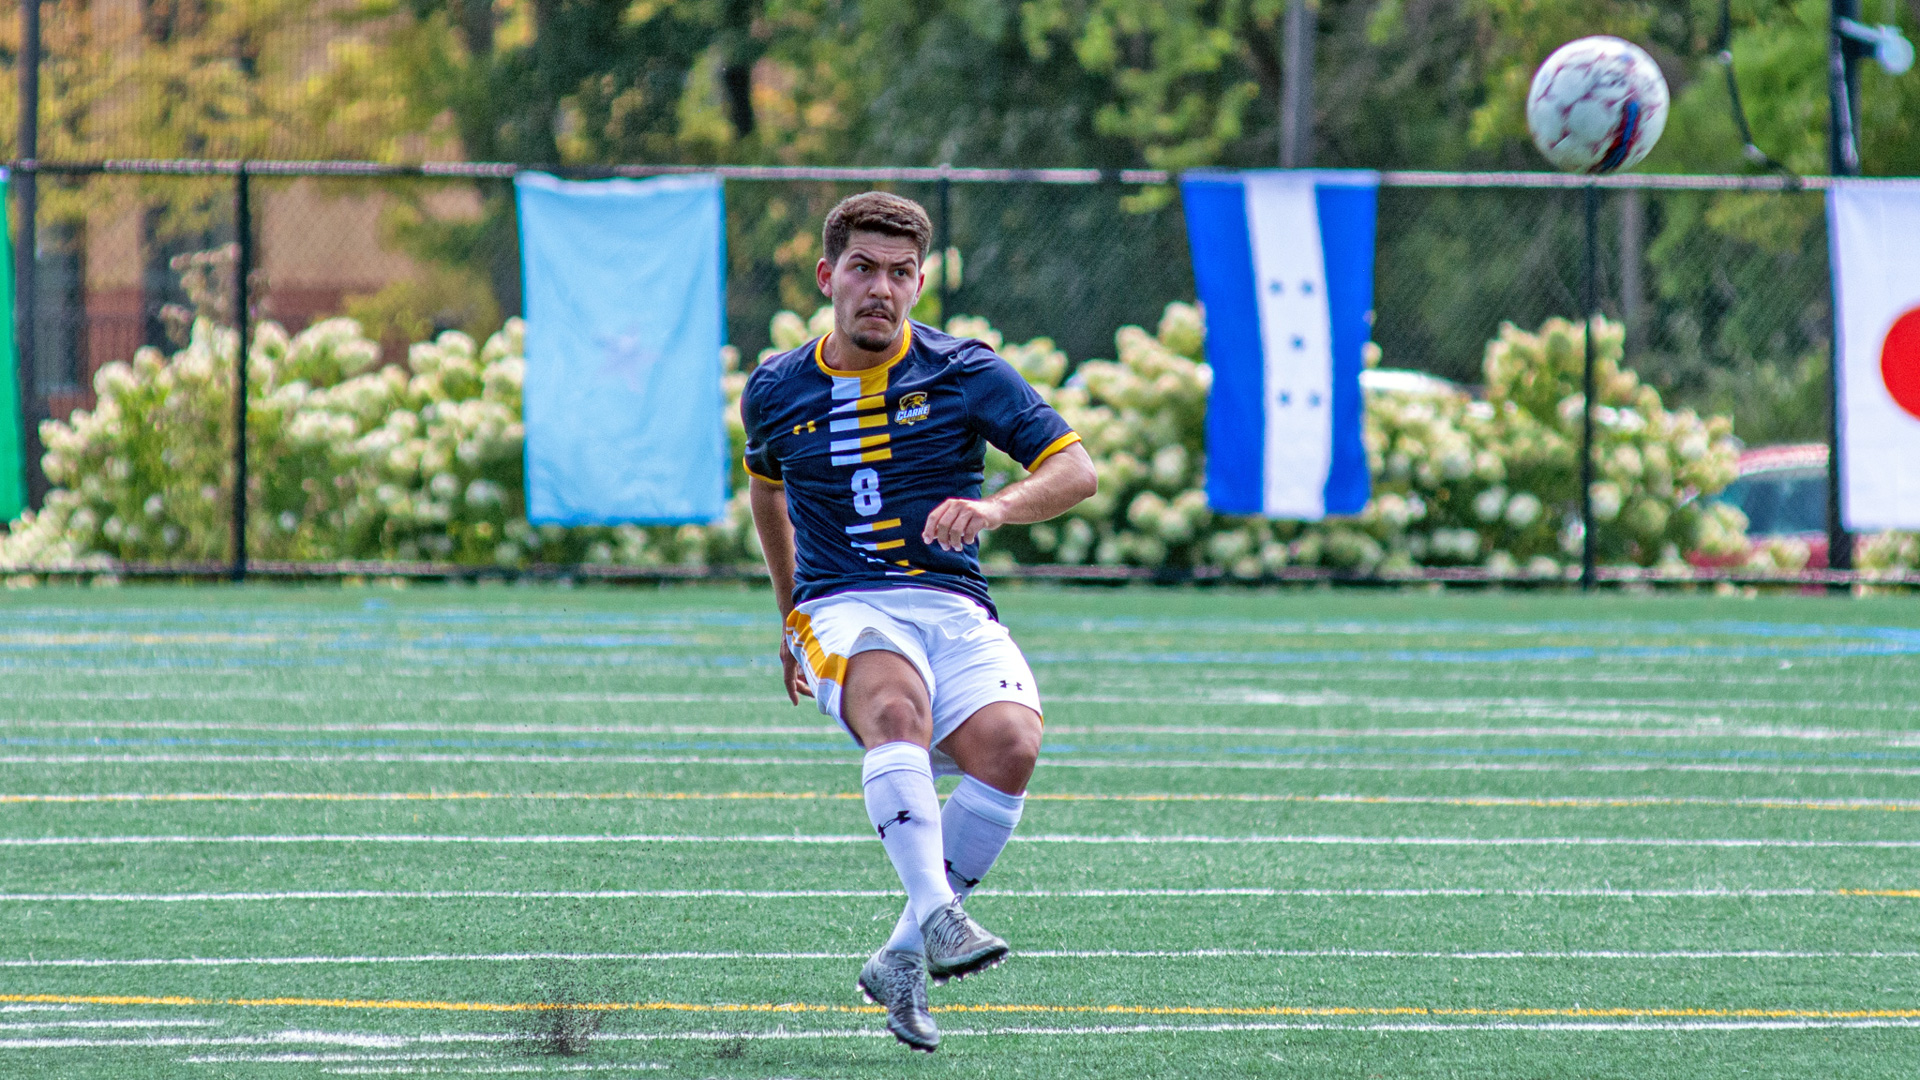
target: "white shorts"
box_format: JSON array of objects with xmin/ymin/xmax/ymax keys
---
[{"xmin": 786, "ymin": 586, "xmax": 1042, "ymax": 775}]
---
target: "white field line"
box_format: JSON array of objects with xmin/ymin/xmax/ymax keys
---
[
  {"xmin": 0, "ymin": 886, "xmax": 1885, "ymax": 903},
  {"xmin": 0, "ymin": 1019, "xmax": 220, "ymax": 1030},
  {"xmin": 0, "ymin": 719, "xmax": 843, "ymax": 737},
  {"xmin": 0, "ymin": 888, "xmax": 899, "ymax": 902},
  {"xmin": 301, "ymin": 1059, "xmax": 604, "ymax": 1075},
  {"xmin": 0, "ymin": 1033, "xmax": 426, "ymax": 1050},
  {"xmin": 1054, "ymin": 723, "xmax": 1883, "ymax": 740},
  {"xmin": 186, "ymin": 1052, "xmax": 487, "ymax": 1064},
  {"xmin": 486, "ymin": 1018, "xmax": 1920, "ymax": 1035},
  {"xmin": 1072, "ymin": 688, "xmax": 1920, "ymax": 715},
  {"xmin": 3, "ymin": 716, "xmax": 1905, "ymax": 742},
  {"xmin": 0, "ymin": 754, "xmax": 878, "ymax": 767},
  {"xmin": 0, "ymin": 692, "xmax": 769, "ymax": 704},
  {"xmin": 11, "ymin": 667, "xmax": 1917, "ymax": 691},
  {"xmin": 10, "ymin": 1019, "xmax": 1920, "ymax": 1049},
  {"xmin": 1, "ymin": 832, "xmax": 1916, "ymax": 849},
  {"xmin": 1, "ymin": 684, "xmax": 1915, "ymax": 716},
  {"xmin": 1035, "ymin": 759, "xmax": 1920, "ymax": 779},
  {"xmin": 1077, "ymin": 704, "xmax": 1749, "ymax": 728},
  {"xmin": 934, "ymin": 1019, "xmax": 1920, "ymax": 1033},
  {"xmin": 0, "ymin": 666, "xmax": 764, "ymax": 683},
  {"xmin": 3, "ymin": 687, "xmax": 1920, "ymax": 714},
  {"xmin": 1010, "ymin": 834, "xmax": 1920, "ymax": 849},
  {"xmin": 1063, "ymin": 668, "xmax": 1920, "ymax": 686},
  {"xmin": 13, "ymin": 949, "xmax": 1920, "ymax": 969},
  {"xmin": 9, "ymin": 790, "xmax": 1920, "ymax": 813},
  {"xmin": 13, "ymin": 752, "xmax": 1920, "ymax": 779}
]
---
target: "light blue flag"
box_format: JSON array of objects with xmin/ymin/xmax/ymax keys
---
[
  {"xmin": 516, "ymin": 172, "xmax": 728, "ymax": 524},
  {"xmin": 1182, "ymin": 170, "xmax": 1376, "ymax": 520}
]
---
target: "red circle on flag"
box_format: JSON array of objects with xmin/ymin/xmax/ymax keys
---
[{"xmin": 1887, "ymin": 307, "xmax": 1920, "ymax": 421}]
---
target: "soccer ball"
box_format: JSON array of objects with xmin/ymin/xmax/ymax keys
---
[{"xmin": 1526, "ymin": 36, "xmax": 1670, "ymax": 174}]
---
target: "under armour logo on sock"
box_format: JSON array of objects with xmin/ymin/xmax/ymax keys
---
[
  {"xmin": 945, "ymin": 858, "xmax": 981, "ymax": 890},
  {"xmin": 876, "ymin": 810, "xmax": 911, "ymax": 839}
]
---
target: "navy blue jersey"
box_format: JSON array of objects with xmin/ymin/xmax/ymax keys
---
[{"xmin": 742, "ymin": 320, "xmax": 1079, "ymax": 618}]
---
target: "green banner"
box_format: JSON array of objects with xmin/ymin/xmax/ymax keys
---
[{"xmin": 0, "ymin": 173, "xmax": 21, "ymax": 522}]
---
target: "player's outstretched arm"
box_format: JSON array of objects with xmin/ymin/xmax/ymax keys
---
[
  {"xmin": 749, "ymin": 477, "xmax": 812, "ymax": 704},
  {"xmin": 922, "ymin": 441, "xmax": 1098, "ymax": 552}
]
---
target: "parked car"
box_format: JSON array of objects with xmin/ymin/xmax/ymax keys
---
[
  {"xmin": 1359, "ymin": 368, "xmax": 1471, "ymax": 397},
  {"xmin": 1700, "ymin": 443, "xmax": 1832, "ymax": 568}
]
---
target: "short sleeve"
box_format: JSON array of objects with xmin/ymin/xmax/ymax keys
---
[
  {"xmin": 740, "ymin": 366, "xmax": 784, "ymax": 485},
  {"xmin": 960, "ymin": 347, "xmax": 1079, "ymax": 470}
]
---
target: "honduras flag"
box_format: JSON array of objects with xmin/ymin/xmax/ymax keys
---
[
  {"xmin": 516, "ymin": 172, "xmax": 728, "ymax": 525},
  {"xmin": 1182, "ymin": 170, "xmax": 1377, "ymax": 519}
]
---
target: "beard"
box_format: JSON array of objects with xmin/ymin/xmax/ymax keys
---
[{"xmin": 847, "ymin": 312, "xmax": 897, "ymax": 353}]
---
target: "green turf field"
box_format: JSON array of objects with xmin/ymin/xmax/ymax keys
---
[{"xmin": 3, "ymin": 582, "xmax": 1920, "ymax": 1078}]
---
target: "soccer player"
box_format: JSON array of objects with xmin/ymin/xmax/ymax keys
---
[{"xmin": 742, "ymin": 192, "xmax": 1098, "ymax": 1052}]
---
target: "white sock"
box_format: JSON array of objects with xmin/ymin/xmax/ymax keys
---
[
  {"xmin": 884, "ymin": 774, "xmax": 1026, "ymax": 953},
  {"xmin": 862, "ymin": 742, "xmax": 955, "ymax": 932}
]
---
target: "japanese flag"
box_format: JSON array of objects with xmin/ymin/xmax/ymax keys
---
[{"xmin": 1830, "ymin": 181, "xmax": 1920, "ymax": 531}]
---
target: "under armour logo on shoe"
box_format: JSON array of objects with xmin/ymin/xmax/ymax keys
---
[
  {"xmin": 945, "ymin": 859, "xmax": 981, "ymax": 890},
  {"xmin": 876, "ymin": 810, "xmax": 911, "ymax": 839}
]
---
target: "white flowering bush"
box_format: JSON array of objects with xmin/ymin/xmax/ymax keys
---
[
  {"xmin": 973, "ymin": 308, "xmax": 1745, "ymax": 576},
  {"xmin": 1, "ymin": 317, "xmax": 756, "ymax": 569},
  {"xmin": 1859, "ymin": 531, "xmax": 1920, "ymax": 576},
  {"xmin": 2, "ymin": 302, "xmax": 1748, "ymax": 577},
  {"xmin": 1331, "ymin": 317, "xmax": 1748, "ymax": 576}
]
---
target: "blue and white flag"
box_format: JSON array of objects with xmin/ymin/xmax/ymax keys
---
[
  {"xmin": 516, "ymin": 172, "xmax": 728, "ymax": 525},
  {"xmin": 1182, "ymin": 170, "xmax": 1377, "ymax": 519}
]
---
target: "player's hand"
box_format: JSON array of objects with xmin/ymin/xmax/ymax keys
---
[
  {"xmin": 922, "ymin": 497, "xmax": 1006, "ymax": 552},
  {"xmin": 781, "ymin": 644, "xmax": 813, "ymax": 705}
]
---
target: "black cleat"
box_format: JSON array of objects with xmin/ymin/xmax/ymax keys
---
[
  {"xmin": 920, "ymin": 897, "xmax": 1010, "ymax": 986},
  {"xmin": 858, "ymin": 947, "xmax": 939, "ymax": 1052}
]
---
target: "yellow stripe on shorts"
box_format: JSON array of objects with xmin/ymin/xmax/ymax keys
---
[{"xmin": 783, "ymin": 610, "xmax": 848, "ymax": 686}]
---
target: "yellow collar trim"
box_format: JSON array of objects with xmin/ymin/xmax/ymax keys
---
[{"xmin": 815, "ymin": 321, "xmax": 913, "ymax": 380}]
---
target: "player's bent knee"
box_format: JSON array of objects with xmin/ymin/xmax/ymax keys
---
[
  {"xmin": 1001, "ymin": 730, "xmax": 1041, "ymax": 791},
  {"xmin": 945, "ymin": 704, "xmax": 1042, "ymax": 794},
  {"xmin": 862, "ymin": 692, "xmax": 931, "ymax": 746},
  {"xmin": 997, "ymin": 714, "xmax": 1041, "ymax": 772},
  {"xmin": 844, "ymin": 650, "xmax": 934, "ymax": 747}
]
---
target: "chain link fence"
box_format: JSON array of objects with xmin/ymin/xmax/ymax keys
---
[{"xmin": 3, "ymin": 161, "xmax": 1881, "ymax": 584}]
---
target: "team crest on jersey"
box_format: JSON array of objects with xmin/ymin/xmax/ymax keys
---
[{"xmin": 894, "ymin": 392, "xmax": 931, "ymax": 426}]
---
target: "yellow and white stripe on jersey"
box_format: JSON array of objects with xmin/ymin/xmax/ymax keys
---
[
  {"xmin": 844, "ymin": 518, "xmax": 903, "ymax": 535},
  {"xmin": 829, "ymin": 433, "xmax": 891, "ymax": 466},
  {"xmin": 815, "ymin": 326, "xmax": 918, "ymax": 572}
]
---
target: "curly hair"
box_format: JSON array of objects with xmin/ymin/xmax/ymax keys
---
[{"xmin": 822, "ymin": 191, "xmax": 932, "ymax": 267}]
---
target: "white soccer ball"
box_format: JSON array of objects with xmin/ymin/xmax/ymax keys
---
[{"xmin": 1526, "ymin": 36, "xmax": 1670, "ymax": 174}]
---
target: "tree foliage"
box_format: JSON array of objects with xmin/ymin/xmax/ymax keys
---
[{"xmin": 15, "ymin": 0, "xmax": 1920, "ymax": 444}]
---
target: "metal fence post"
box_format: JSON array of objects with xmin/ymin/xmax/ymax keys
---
[
  {"xmin": 936, "ymin": 165, "xmax": 952, "ymax": 322},
  {"xmin": 1580, "ymin": 183, "xmax": 1599, "ymax": 591},
  {"xmin": 13, "ymin": 0, "xmax": 40, "ymax": 509},
  {"xmin": 230, "ymin": 164, "xmax": 252, "ymax": 583},
  {"xmin": 1826, "ymin": 0, "xmax": 1862, "ymax": 573},
  {"xmin": 1279, "ymin": 0, "xmax": 1314, "ymax": 168}
]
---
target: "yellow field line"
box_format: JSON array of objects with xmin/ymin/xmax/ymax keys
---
[
  {"xmin": 6, "ymin": 993, "xmax": 1920, "ymax": 1021},
  {"xmin": 7, "ymin": 790, "xmax": 1920, "ymax": 814}
]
